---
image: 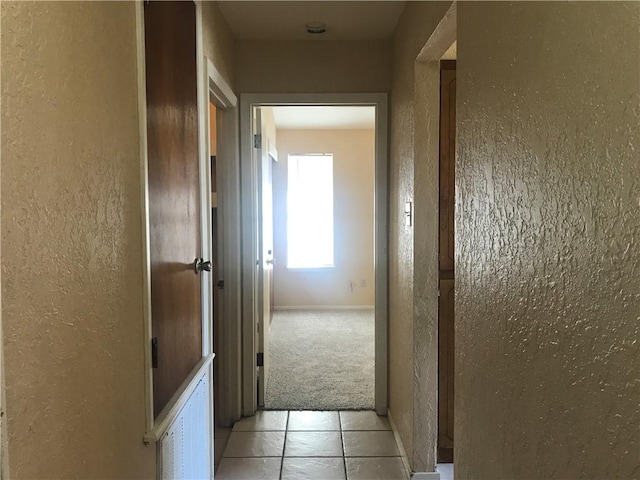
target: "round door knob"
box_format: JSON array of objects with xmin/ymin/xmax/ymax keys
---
[
  {"xmin": 194, "ymin": 258, "xmax": 212, "ymax": 273},
  {"xmin": 266, "ymin": 258, "xmax": 275, "ymax": 265}
]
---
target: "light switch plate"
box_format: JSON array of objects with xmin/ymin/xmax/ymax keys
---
[{"xmin": 404, "ymin": 201, "xmax": 412, "ymax": 226}]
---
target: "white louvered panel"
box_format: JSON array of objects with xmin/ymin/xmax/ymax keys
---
[
  {"xmin": 161, "ymin": 428, "xmax": 177, "ymax": 480},
  {"xmin": 159, "ymin": 373, "xmax": 211, "ymax": 480}
]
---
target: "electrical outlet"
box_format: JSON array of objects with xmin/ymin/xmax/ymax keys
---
[{"xmin": 361, "ymin": 279, "xmax": 366, "ymax": 288}]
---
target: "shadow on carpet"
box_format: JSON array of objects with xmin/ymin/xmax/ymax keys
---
[{"xmin": 264, "ymin": 309, "xmax": 375, "ymax": 410}]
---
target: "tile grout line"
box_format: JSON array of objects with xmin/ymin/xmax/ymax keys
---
[
  {"xmin": 339, "ymin": 411, "xmax": 348, "ymax": 480},
  {"xmin": 279, "ymin": 410, "xmax": 289, "ymax": 480}
]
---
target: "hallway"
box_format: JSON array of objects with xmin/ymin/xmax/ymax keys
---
[
  {"xmin": 2, "ymin": 1, "xmax": 638, "ymax": 478},
  {"xmin": 215, "ymin": 410, "xmax": 407, "ymax": 479}
]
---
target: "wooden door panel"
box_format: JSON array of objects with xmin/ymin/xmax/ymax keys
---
[
  {"xmin": 438, "ymin": 278, "xmax": 455, "ymax": 461},
  {"xmin": 439, "ymin": 67, "xmax": 456, "ymax": 272},
  {"xmin": 145, "ymin": 0, "xmax": 202, "ymax": 417},
  {"xmin": 438, "ymin": 60, "xmax": 456, "ymax": 463}
]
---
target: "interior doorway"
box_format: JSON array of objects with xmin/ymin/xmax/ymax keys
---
[
  {"xmin": 438, "ymin": 58, "xmax": 456, "ymax": 464},
  {"xmin": 240, "ymin": 94, "xmax": 389, "ymax": 417},
  {"xmin": 204, "ymin": 58, "xmax": 241, "ymax": 430},
  {"xmin": 253, "ymin": 106, "xmax": 377, "ymax": 411}
]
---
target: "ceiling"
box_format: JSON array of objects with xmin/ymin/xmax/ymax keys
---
[
  {"xmin": 271, "ymin": 106, "xmax": 375, "ymax": 129},
  {"xmin": 218, "ymin": 1, "xmax": 406, "ymax": 41}
]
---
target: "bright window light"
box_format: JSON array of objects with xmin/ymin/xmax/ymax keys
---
[{"xmin": 287, "ymin": 154, "xmax": 334, "ymax": 268}]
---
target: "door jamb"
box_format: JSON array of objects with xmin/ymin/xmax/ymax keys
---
[
  {"xmin": 239, "ymin": 93, "xmax": 389, "ymax": 416},
  {"xmin": 205, "ymin": 57, "xmax": 241, "ymax": 428}
]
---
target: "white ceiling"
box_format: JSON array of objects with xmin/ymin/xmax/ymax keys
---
[
  {"xmin": 270, "ymin": 106, "xmax": 375, "ymax": 130},
  {"xmin": 218, "ymin": 1, "xmax": 406, "ymax": 41}
]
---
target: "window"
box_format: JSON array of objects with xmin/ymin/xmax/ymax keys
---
[{"xmin": 287, "ymin": 154, "xmax": 334, "ymax": 268}]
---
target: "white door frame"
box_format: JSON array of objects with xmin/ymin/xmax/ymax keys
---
[
  {"xmin": 239, "ymin": 93, "xmax": 389, "ymax": 416},
  {"xmin": 204, "ymin": 57, "xmax": 242, "ymax": 427}
]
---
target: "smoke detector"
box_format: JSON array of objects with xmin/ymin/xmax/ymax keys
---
[{"xmin": 305, "ymin": 22, "xmax": 327, "ymax": 35}]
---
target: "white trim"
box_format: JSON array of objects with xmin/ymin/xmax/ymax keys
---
[
  {"xmin": 374, "ymin": 94, "xmax": 389, "ymax": 416},
  {"xmin": 135, "ymin": 0, "xmax": 155, "ymax": 439},
  {"xmin": 144, "ymin": 353, "xmax": 215, "ymax": 444},
  {"xmin": 273, "ymin": 305, "xmax": 375, "ymax": 311},
  {"xmin": 207, "ymin": 59, "xmax": 237, "ymax": 109},
  {"xmin": 240, "ymin": 93, "xmax": 389, "ymax": 417},
  {"xmin": 205, "ymin": 55, "xmax": 242, "ymax": 426},
  {"xmin": 240, "ymin": 97, "xmax": 257, "ymax": 416},
  {"xmin": 195, "ymin": 0, "xmax": 212, "ymax": 359},
  {"xmin": 412, "ymin": 473, "xmax": 441, "ymax": 480},
  {"xmin": 194, "ymin": 5, "xmax": 215, "ymax": 479}
]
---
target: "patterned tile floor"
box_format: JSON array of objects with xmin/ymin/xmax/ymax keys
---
[{"xmin": 215, "ymin": 410, "xmax": 409, "ymax": 480}]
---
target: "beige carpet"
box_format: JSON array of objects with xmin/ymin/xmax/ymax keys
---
[{"xmin": 264, "ymin": 309, "xmax": 375, "ymax": 410}]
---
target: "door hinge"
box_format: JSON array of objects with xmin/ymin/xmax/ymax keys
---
[
  {"xmin": 144, "ymin": 0, "xmax": 150, "ymax": 6},
  {"xmin": 254, "ymin": 134, "xmax": 262, "ymax": 149},
  {"xmin": 217, "ymin": 279, "xmax": 225, "ymax": 289},
  {"xmin": 257, "ymin": 352, "xmax": 264, "ymax": 367},
  {"xmin": 151, "ymin": 337, "xmax": 158, "ymax": 368},
  {"xmin": 437, "ymin": 289, "xmax": 441, "ymax": 297}
]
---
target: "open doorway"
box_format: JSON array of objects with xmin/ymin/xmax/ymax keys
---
[
  {"xmin": 240, "ymin": 93, "xmax": 389, "ymax": 418},
  {"xmin": 255, "ymin": 106, "xmax": 377, "ymax": 410},
  {"xmin": 437, "ymin": 40, "xmax": 457, "ymax": 479},
  {"xmin": 438, "ymin": 54, "xmax": 456, "ymax": 466}
]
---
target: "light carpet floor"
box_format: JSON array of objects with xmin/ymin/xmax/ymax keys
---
[{"xmin": 264, "ymin": 309, "xmax": 375, "ymax": 410}]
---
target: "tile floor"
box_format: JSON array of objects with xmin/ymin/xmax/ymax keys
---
[{"xmin": 215, "ymin": 410, "xmax": 409, "ymax": 480}]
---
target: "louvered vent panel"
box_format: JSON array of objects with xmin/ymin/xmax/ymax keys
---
[{"xmin": 159, "ymin": 373, "xmax": 211, "ymax": 480}]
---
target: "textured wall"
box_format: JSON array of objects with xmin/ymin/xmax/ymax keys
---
[
  {"xmin": 388, "ymin": 1, "xmax": 451, "ymax": 470},
  {"xmin": 272, "ymin": 129, "xmax": 375, "ymax": 307},
  {"xmin": 235, "ymin": 40, "xmax": 391, "ymax": 93},
  {"xmin": 1, "ymin": 2, "xmax": 154, "ymax": 478},
  {"xmin": 202, "ymin": 1, "xmax": 236, "ymax": 89},
  {"xmin": 456, "ymin": 2, "xmax": 640, "ymax": 478},
  {"xmin": 412, "ymin": 59, "xmax": 445, "ymax": 473}
]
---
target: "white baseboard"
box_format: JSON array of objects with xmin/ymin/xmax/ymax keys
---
[
  {"xmin": 387, "ymin": 410, "xmax": 411, "ymax": 480},
  {"xmin": 274, "ymin": 305, "xmax": 375, "ymax": 311},
  {"xmin": 412, "ymin": 473, "xmax": 440, "ymax": 480}
]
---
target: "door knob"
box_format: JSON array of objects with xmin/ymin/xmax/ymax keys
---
[
  {"xmin": 194, "ymin": 258, "xmax": 212, "ymax": 273},
  {"xmin": 266, "ymin": 258, "xmax": 274, "ymax": 265}
]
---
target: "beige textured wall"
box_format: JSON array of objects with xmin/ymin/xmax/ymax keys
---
[
  {"xmin": 388, "ymin": 1, "xmax": 452, "ymax": 470},
  {"xmin": 1, "ymin": 2, "xmax": 154, "ymax": 478},
  {"xmin": 202, "ymin": 1, "xmax": 236, "ymax": 89},
  {"xmin": 272, "ymin": 129, "xmax": 375, "ymax": 307},
  {"xmin": 235, "ymin": 40, "xmax": 391, "ymax": 93},
  {"xmin": 456, "ymin": 2, "xmax": 640, "ymax": 478}
]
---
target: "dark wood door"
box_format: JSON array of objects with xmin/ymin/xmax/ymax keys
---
[
  {"xmin": 145, "ymin": 0, "xmax": 202, "ymax": 417},
  {"xmin": 438, "ymin": 60, "xmax": 456, "ymax": 463}
]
